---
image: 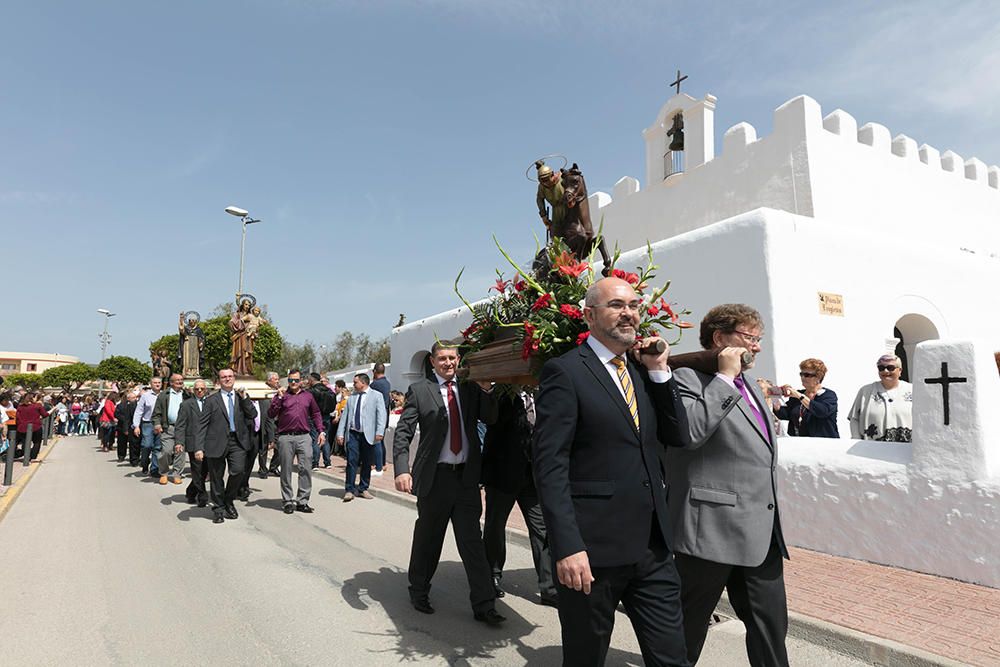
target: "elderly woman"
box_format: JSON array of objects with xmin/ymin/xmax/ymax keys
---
[
  {"xmin": 770, "ymin": 358, "xmax": 839, "ymax": 438},
  {"xmin": 848, "ymin": 354, "xmax": 913, "ymax": 442},
  {"xmin": 15, "ymin": 392, "xmax": 50, "ymax": 460}
]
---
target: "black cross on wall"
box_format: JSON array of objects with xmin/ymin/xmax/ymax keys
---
[{"xmin": 923, "ymin": 361, "xmax": 967, "ymax": 426}]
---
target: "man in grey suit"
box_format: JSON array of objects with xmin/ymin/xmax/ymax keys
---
[
  {"xmin": 393, "ymin": 341, "xmax": 503, "ymax": 624},
  {"xmin": 336, "ymin": 373, "xmax": 387, "ymax": 502},
  {"xmin": 668, "ymin": 304, "xmax": 789, "ymax": 666}
]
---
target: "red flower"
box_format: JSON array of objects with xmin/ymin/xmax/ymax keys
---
[
  {"xmin": 521, "ymin": 322, "xmax": 540, "ymax": 360},
  {"xmin": 659, "ymin": 299, "xmax": 678, "ymax": 322},
  {"xmin": 491, "ymin": 278, "xmax": 510, "ymax": 293},
  {"xmin": 559, "ymin": 304, "xmax": 583, "ymax": 319},
  {"xmin": 646, "ymin": 305, "xmax": 659, "ymax": 317},
  {"xmin": 575, "ymin": 331, "xmax": 590, "ymax": 346},
  {"xmin": 461, "ymin": 322, "xmax": 478, "ymax": 338},
  {"xmin": 612, "ymin": 268, "xmax": 640, "ymax": 285},
  {"xmin": 531, "ymin": 293, "xmax": 553, "ymax": 312},
  {"xmin": 513, "ymin": 275, "xmax": 527, "ymax": 292}
]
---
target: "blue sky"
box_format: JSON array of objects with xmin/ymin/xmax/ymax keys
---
[{"xmin": 3, "ymin": 0, "xmax": 998, "ymax": 364}]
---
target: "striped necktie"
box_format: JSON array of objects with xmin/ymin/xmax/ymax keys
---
[{"xmin": 611, "ymin": 356, "xmax": 639, "ymax": 430}]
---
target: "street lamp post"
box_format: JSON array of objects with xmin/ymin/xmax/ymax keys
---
[
  {"xmin": 96, "ymin": 308, "xmax": 115, "ymax": 397},
  {"xmin": 225, "ymin": 206, "xmax": 261, "ymax": 298}
]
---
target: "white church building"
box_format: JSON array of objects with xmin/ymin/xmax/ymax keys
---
[{"xmin": 389, "ymin": 90, "xmax": 1000, "ymax": 588}]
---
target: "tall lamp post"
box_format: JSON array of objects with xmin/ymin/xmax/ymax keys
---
[
  {"xmin": 97, "ymin": 308, "xmax": 115, "ymax": 397},
  {"xmin": 225, "ymin": 205, "xmax": 261, "ymax": 298}
]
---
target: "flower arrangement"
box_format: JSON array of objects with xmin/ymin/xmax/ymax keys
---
[{"xmin": 455, "ymin": 237, "xmax": 692, "ymax": 383}]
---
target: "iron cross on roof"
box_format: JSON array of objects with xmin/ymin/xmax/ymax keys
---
[{"xmin": 670, "ymin": 69, "xmax": 688, "ymax": 95}]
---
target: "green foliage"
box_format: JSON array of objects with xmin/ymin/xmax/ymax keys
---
[
  {"xmin": 149, "ymin": 333, "xmax": 179, "ymax": 356},
  {"xmin": 41, "ymin": 363, "xmax": 98, "ymax": 392},
  {"xmin": 252, "ymin": 322, "xmax": 282, "ymax": 378},
  {"xmin": 200, "ymin": 315, "xmax": 231, "ymax": 376},
  {"xmin": 3, "ymin": 373, "xmax": 44, "ymax": 389},
  {"xmin": 96, "ymin": 356, "xmax": 152, "ymax": 386},
  {"xmin": 279, "ymin": 340, "xmax": 316, "ymax": 375}
]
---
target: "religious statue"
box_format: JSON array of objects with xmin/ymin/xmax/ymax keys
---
[
  {"xmin": 245, "ymin": 306, "xmax": 267, "ymax": 343},
  {"xmin": 150, "ymin": 349, "xmax": 172, "ymax": 379},
  {"xmin": 531, "ymin": 158, "xmax": 612, "ymax": 277},
  {"xmin": 230, "ymin": 294, "xmax": 257, "ymax": 377},
  {"xmin": 177, "ymin": 311, "xmax": 205, "ymax": 378}
]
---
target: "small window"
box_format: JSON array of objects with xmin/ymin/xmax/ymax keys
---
[{"xmin": 27, "ymin": 363, "xmax": 37, "ymax": 371}]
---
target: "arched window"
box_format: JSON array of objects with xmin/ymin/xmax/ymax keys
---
[{"xmin": 894, "ymin": 314, "xmax": 939, "ymax": 381}]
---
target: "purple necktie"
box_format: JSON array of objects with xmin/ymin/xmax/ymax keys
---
[{"xmin": 733, "ymin": 376, "xmax": 769, "ymax": 439}]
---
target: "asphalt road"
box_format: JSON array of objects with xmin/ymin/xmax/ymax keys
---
[{"xmin": 3, "ymin": 436, "xmax": 868, "ymax": 666}]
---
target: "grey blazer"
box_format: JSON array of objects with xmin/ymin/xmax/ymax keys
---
[{"xmin": 667, "ymin": 367, "xmax": 787, "ymax": 567}]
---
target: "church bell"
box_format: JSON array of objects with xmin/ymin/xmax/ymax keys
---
[{"xmin": 667, "ymin": 113, "xmax": 684, "ymax": 152}]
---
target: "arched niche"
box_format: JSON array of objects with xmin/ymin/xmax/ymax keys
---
[{"xmin": 894, "ymin": 314, "xmax": 940, "ymax": 381}]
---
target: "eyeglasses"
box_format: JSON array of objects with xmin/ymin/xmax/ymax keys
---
[
  {"xmin": 799, "ymin": 372, "xmax": 817, "ymax": 378},
  {"xmin": 734, "ymin": 330, "xmax": 764, "ymax": 345},
  {"xmin": 288, "ymin": 378, "xmax": 301, "ymax": 383},
  {"xmin": 877, "ymin": 365, "xmax": 897, "ymax": 372},
  {"xmin": 592, "ymin": 300, "xmax": 642, "ymax": 313}
]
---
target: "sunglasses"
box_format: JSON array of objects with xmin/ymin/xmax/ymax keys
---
[
  {"xmin": 288, "ymin": 378, "xmax": 302, "ymax": 383},
  {"xmin": 877, "ymin": 365, "xmax": 897, "ymax": 372},
  {"xmin": 799, "ymin": 372, "xmax": 817, "ymax": 378}
]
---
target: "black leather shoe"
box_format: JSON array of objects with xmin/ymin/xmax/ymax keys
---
[
  {"xmin": 283, "ymin": 504, "xmax": 295, "ymax": 514},
  {"xmin": 492, "ymin": 576, "xmax": 505, "ymax": 598},
  {"xmin": 411, "ymin": 598, "xmax": 434, "ymax": 614},
  {"xmin": 213, "ymin": 513, "xmax": 225, "ymax": 524},
  {"xmin": 236, "ymin": 490, "xmax": 250, "ymax": 502},
  {"xmin": 197, "ymin": 499, "xmax": 208, "ymax": 508},
  {"xmin": 473, "ymin": 609, "xmax": 506, "ymax": 626},
  {"xmin": 224, "ymin": 505, "xmax": 239, "ymax": 520},
  {"xmin": 295, "ymin": 503, "xmax": 314, "ymax": 514}
]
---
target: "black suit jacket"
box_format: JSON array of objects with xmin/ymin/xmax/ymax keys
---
[
  {"xmin": 194, "ymin": 390, "xmax": 256, "ymax": 458},
  {"xmin": 254, "ymin": 397, "xmax": 275, "ymax": 447},
  {"xmin": 481, "ymin": 393, "xmax": 533, "ymax": 495},
  {"xmin": 174, "ymin": 396, "xmax": 205, "ymax": 452},
  {"xmin": 152, "ymin": 389, "xmax": 191, "ymax": 429},
  {"xmin": 392, "ymin": 377, "xmax": 497, "ymax": 498},
  {"xmin": 532, "ymin": 343, "xmax": 689, "ymax": 568}
]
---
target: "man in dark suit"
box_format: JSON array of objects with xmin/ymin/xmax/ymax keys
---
[
  {"xmin": 175, "ymin": 380, "xmax": 209, "ymax": 507},
  {"xmin": 194, "ymin": 368, "xmax": 257, "ymax": 524},
  {"xmin": 533, "ymin": 276, "xmax": 690, "ymax": 667},
  {"xmin": 668, "ymin": 304, "xmax": 789, "ymax": 666},
  {"xmin": 256, "ymin": 372, "xmax": 280, "ymax": 478},
  {"xmin": 236, "ymin": 388, "xmax": 273, "ymax": 501},
  {"xmin": 369, "ymin": 362, "xmax": 391, "ymax": 473},
  {"xmin": 481, "ymin": 391, "xmax": 557, "ymax": 606},
  {"xmin": 392, "ymin": 341, "xmax": 503, "ymax": 625}
]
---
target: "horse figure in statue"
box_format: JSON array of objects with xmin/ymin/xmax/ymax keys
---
[{"xmin": 533, "ymin": 163, "xmax": 612, "ymax": 278}]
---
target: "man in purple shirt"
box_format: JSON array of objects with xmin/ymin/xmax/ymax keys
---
[{"xmin": 268, "ymin": 368, "xmax": 324, "ymax": 514}]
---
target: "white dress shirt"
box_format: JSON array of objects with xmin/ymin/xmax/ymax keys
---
[
  {"xmin": 434, "ymin": 372, "xmax": 469, "ymax": 464},
  {"xmin": 586, "ymin": 335, "xmax": 672, "ymax": 402}
]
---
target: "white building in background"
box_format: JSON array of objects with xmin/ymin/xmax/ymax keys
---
[{"xmin": 389, "ymin": 89, "xmax": 1000, "ymax": 587}]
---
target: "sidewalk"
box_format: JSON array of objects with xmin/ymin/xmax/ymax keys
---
[
  {"xmin": 0, "ymin": 434, "xmax": 61, "ymax": 517},
  {"xmin": 316, "ymin": 457, "xmax": 1000, "ymax": 667}
]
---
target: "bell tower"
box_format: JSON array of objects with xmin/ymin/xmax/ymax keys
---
[{"xmin": 643, "ymin": 74, "xmax": 717, "ymax": 185}]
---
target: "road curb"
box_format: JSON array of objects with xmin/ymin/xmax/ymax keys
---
[
  {"xmin": 0, "ymin": 436, "xmax": 62, "ymax": 523},
  {"xmin": 314, "ymin": 467, "xmax": 961, "ymax": 667}
]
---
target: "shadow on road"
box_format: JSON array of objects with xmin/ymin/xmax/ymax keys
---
[
  {"xmin": 246, "ymin": 497, "xmax": 286, "ymax": 512},
  {"xmin": 341, "ymin": 564, "xmax": 642, "ymax": 665},
  {"xmin": 317, "ymin": 487, "xmax": 348, "ymax": 500}
]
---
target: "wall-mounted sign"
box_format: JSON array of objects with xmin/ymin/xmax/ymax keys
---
[{"xmin": 818, "ymin": 292, "xmax": 844, "ymax": 316}]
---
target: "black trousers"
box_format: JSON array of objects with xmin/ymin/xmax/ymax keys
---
[
  {"xmin": 673, "ymin": 535, "xmax": 789, "ymax": 667},
  {"xmin": 119, "ymin": 429, "xmax": 140, "ymax": 464},
  {"xmin": 483, "ymin": 484, "xmax": 556, "ymax": 597},
  {"xmin": 556, "ymin": 525, "xmax": 688, "ymax": 667},
  {"xmin": 15, "ymin": 430, "xmax": 43, "ymax": 459},
  {"xmin": 407, "ymin": 466, "xmax": 496, "ymax": 613},
  {"xmin": 239, "ymin": 436, "xmax": 260, "ymax": 494},
  {"xmin": 206, "ymin": 434, "xmax": 247, "ymax": 511},
  {"xmin": 186, "ymin": 451, "xmax": 209, "ymax": 503}
]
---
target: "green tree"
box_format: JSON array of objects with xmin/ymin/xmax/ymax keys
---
[
  {"xmin": 4, "ymin": 372, "xmax": 44, "ymax": 389},
  {"xmin": 41, "ymin": 363, "xmax": 98, "ymax": 392},
  {"xmin": 149, "ymin": 333, "xmax": 179, "ymax": 358},
  {"xmin": 177, "ymin": 314, "xmax": 283, "ymax": 378},
  {"xmin": 253, "ymin": 322, "xmax": 282, "ymax": 378},
  {"xmin": 96, "ymin": 356, "xmax": 152, "ymax": 387},
  {"xmin": 279, "ymin": 340, "xmax": 316, "ymax": 375},
  {"xmin": 369, "ymin": 336, "xmax": 391, "ymax": 365}
]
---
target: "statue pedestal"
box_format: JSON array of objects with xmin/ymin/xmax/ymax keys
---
[{"xmin": 234, "ymin": 377, "xmax": 276, "ymax": 400}]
